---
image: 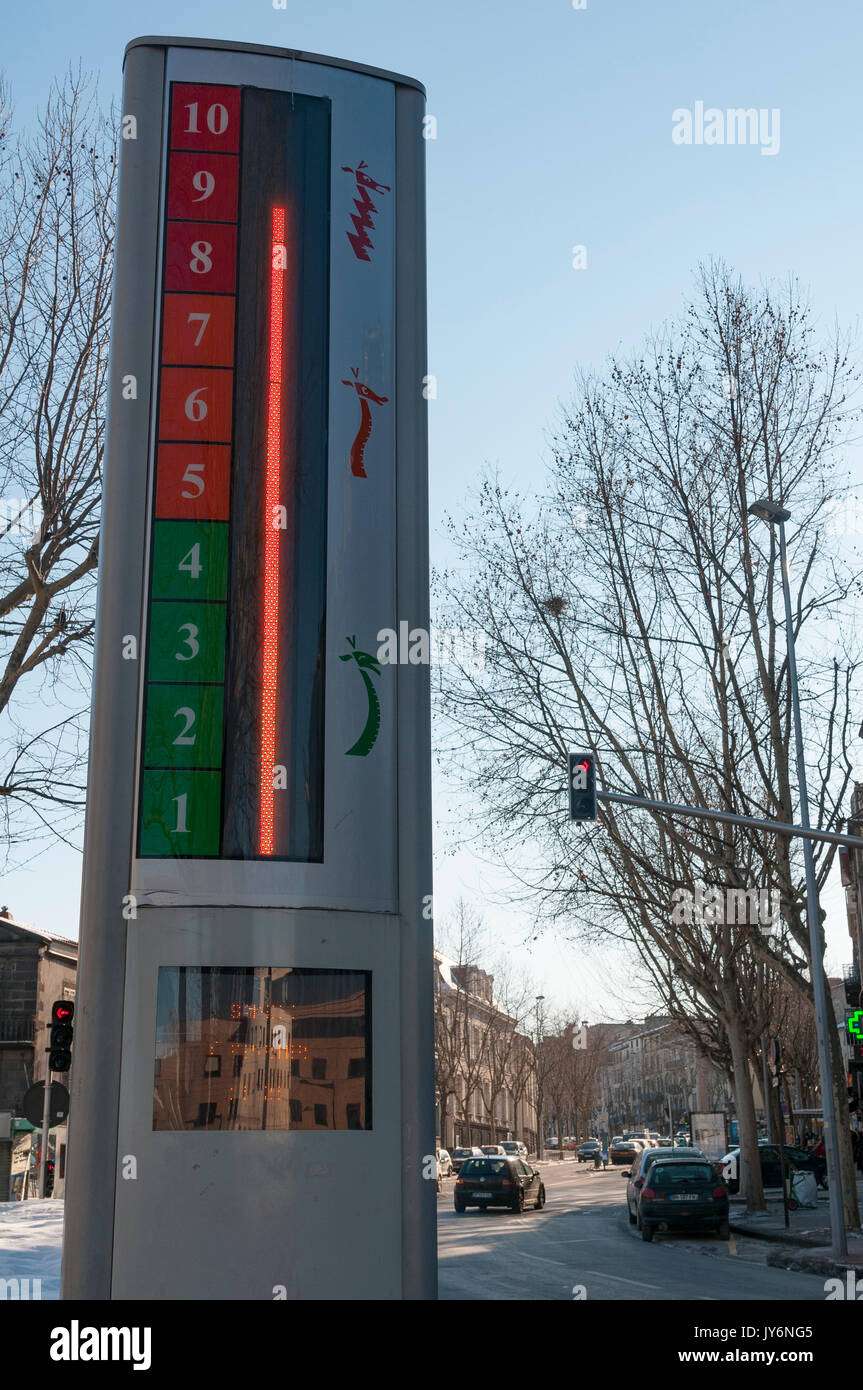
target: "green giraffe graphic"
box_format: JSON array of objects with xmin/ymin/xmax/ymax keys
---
[{"xmin": 340, "ymin": 636, "xmax": 382, "ymax": 756}]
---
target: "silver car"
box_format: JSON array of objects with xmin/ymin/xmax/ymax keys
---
[{"xmin": 500, "ymin": 1140, "xmax": 529, "ymax": 1160}]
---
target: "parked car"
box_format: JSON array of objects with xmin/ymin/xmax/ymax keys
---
[
  {"xmin": 437, "ymin": 1148, "xmax": 453, "ymax": 1178},
  {"xmin": 637, "ymin": 1157, "xmax": 730, "ymax": 1242},
  {"xmin": 578, "ymin": 1140, "xmax": 602, "ymax": 1163},
  {"xmin": 481, "ymin": 1144, "xmax": 508, "ymax": 1157},
  {"xmin": 623, "ymin": 1147, "xmax": 707, "ymax": 1224},
  {"xmin": 454, "ymin": 1156, "xmax": 546, "ymax": 1214},
  {"xmin": 500, "ymin": 1141, "xmax": 529, "ymax": 1160},
  {"xmin": 610, "ymin": 1137, "xmax": 642, "ymax": 1165},
  {"xmin": 450, "ymin": 1146, "xmax": 484, "ymax": 1172},
  {"xmin": 545, "ymin": 1136, "xmax": 559, "ymax": 1149},
  {"xmin": 720, "ymin": 1141, "xmax": 827, "ymax": 1194}
]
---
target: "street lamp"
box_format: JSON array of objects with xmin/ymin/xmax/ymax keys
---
[
  {"xmin": 747, "ymin": 497, "xmax": 847, "ymax": 1257},
  {"xmin": 535, "ymin": 996, "xmax": 545, "ymax": 1154}
]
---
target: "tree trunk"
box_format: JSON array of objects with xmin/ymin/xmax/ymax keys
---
[
  {"xmin": 726, "ymin": 1008, "xmax": 766, "ymax": 1211},
  {"xmin": 825, "ymin": 988, "xmax": 860, "ymax": 1229}
]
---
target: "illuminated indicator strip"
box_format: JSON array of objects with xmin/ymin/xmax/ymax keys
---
[{"xmin": 259, "ymin": 207, "xmax": 286, "ymax": 856}]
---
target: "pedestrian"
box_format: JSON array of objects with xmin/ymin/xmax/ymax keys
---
[{"xmin": 601, "ymin": 1145, "xmax": 609, "ymax": 1169}]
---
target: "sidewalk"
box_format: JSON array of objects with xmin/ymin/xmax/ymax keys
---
[{"xmin": 728, "ymin": 1179, "xmax": 863, "ymax": 1279}]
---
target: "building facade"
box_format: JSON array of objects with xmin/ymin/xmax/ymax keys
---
[
  {"xmin": 0, "ymin": 912, "xmax": 78, "ymax": 1198},
  {"xmin": 434, "ymin": 951, "xmax": 539, "ymax": 1153}
]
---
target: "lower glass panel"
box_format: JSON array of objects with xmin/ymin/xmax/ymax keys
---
[{"xmin": 153, "ymin": 966, "xmax": 371, "ymax": 1131}]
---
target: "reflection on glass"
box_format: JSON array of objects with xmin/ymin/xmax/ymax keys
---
[{"xmin": 153, "ymin": 967, "xmax": 371, "ymax": 1131}]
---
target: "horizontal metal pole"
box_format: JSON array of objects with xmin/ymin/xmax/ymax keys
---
[{"xmin": 597, "ymin": 789, "xmax": 863, "ymax": 850}]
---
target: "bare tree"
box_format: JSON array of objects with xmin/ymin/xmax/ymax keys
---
[
  {"xmin": 0, "ymin": 69, "xmax": 114, "ymax": 861},
  {"xmin": 436, "ymin": 263, "xmax": 861, "ymax": 1222},
  {"xmin": 482, "ymin": 958, "xmax": 535, "ymax": 1140},
  {"xmin": 434, "ymin": 899, "xmax": 485, "ymax": 1148}
]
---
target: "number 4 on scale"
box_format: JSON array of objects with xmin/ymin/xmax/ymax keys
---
[{"xmin": 179, "ymin": 543, "xmax": 202, "ymax": 580}]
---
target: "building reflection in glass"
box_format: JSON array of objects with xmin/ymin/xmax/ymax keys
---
[{"xmin": 153, "ymin": 967, "xmax": 371, "ymax": 1131}]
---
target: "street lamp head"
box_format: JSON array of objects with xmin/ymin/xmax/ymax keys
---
[{"xmin": 748, "ymin": 497, "xmax": 792, "ymax": 525}]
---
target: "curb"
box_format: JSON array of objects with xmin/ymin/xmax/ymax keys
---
[
  {"xmin": 728, "ymin": 1219, "xmax": 825, "ymax": 1249},
  {"xmin": 764, "ymin": 1248, "xmax": 863, "ymax": 1279}
]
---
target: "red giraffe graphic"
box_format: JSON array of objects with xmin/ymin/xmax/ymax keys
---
[
  {"xmin": 340, "ymin": 161, "xmax": 391, "ymax": 262},
  {"xmin": 341, "ymin": 368, "xmax": 388, "ymax": 479}
]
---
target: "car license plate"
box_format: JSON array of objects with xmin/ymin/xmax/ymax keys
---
[
  {"xmin": 669, "ymin": 1193, "xmax": 700, "ymax": 1201},
  {"xmin": 472, "ymin": 1191, "xmax": 493, "ymax": 1198}
]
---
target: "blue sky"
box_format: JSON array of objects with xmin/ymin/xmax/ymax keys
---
[{"xmin": 2, "ymin": 0, "xmax": 862, "ymax": 1015}]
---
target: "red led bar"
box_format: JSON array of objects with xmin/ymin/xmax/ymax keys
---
[{"xmin": 259, "ymin": 206, "xmax": 286, "ymax": 855}]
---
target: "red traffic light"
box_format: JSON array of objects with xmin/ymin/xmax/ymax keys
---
[{"xmin": 52, "ymin": 1001, "xmax": 74, "ymax": 1024}]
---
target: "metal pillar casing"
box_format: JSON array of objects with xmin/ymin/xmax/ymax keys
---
[{"xmin": 62, "ymin": 37, "xmax": 434, "ymax": 1300}]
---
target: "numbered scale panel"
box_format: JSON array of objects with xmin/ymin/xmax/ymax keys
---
[{"xmin": 139, "ymin": 82, "xmax": 330, "ymax": 861}]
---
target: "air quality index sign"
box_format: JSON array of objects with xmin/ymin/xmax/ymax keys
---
[{"xmin": 63, "ymin": 37, "xmax": 433, "ymax": 1302}]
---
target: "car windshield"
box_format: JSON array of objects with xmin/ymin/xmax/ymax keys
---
[
  {"xmin": 460, "ymin": 1159, "xmax": 508, "ymax": 1177},
  {"xmin": 453, "ymin": 1150, "xmax": 473, "ymax": 1158},
  {"xmin": 652, "ymin": 1163, "xmax": 713, "ymax": 1186}
]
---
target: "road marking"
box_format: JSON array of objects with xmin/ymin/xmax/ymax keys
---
[
  {"xmin": 582, "ymin": 1269, "xmax": 661, "ymax": 1290},
  {"xmin": 515, "ymin": 1250, "xmax": 585, "ymax": 1271}
]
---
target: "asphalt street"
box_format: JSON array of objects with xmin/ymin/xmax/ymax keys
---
[{"xmin": 437, "ymin": 1160, "xmax": 829, "ymax": 1301}]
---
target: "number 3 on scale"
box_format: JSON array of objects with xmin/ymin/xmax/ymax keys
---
[{"xmin": 175, "ymin": 622, "xmax": 199, "ymax": 661}]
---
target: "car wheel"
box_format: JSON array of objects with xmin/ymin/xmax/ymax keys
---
[
  {"xmin": 513, "ymin": 1189, "xmax": 525, "ymax": 1214},
  {"xmin": 636, "ymin": 1206, "xmax": 642, "ymax": 1230},
  {"xmin": 717, "ymin": 1219, "xmax": 730, "ymax": 1240},
  {"xmin": 534, "ymin": 1184, "xmax": 545, "ymax": 1210},
  {"xmin": 454, "ymin": 1199, "xmax": 466, "ymax": 1214},
  {"xmin": 641, "ymin": 1221, "xmax": 654, "ymax": 1242}
]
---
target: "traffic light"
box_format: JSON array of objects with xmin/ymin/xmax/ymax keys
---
[
  {"xmin": 45, "ymin": 1160, "xmax": 55, "ymax": 1197},
  {"xmin": 568, "ymin": 752, "xmax": 597, "ymax": 822},
  {"xmin": 48, "ymin": 1000, "xmax": 74, "ymax": 1072}
]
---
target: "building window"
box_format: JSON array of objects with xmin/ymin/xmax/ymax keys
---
[
  {"xmin": 204, "ymin": 1054, "xmax": 221, "ymax": 1077},
  {"xmin": 314, "ymin": 1104, "xmax": 328, "ymax": 1127},
  {"xmin": 347, "ymin": 1057, "xmax": 365, "ymax": 1079},
  {"xmin": 289, "ymin": 1099, "xmax": 302, "ymax": 1123},
  {"xmin": 290, "ymin": 1058, "xmax": 300, "ymax": 1076},
  {"xmin": 346, "ymin": 1103, "xmax": 361, "ymax": 1129},
  {"xmin": 312, "ymin": 1057, "xmax": 327, "ymax": 1080}
]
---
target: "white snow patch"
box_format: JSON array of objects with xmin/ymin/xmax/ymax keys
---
[{"xmin": 0, "ymin": 1199, "xmax": 63, "ymax": 1299}]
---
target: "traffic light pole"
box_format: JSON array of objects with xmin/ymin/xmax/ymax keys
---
[
  {"xmin": 37, "ymin": 1056, "xmax": 51, "ymax": 1200},
  {"xmin": 596, "ymin": 789, "xmax": 863, "ymax": 850},
  {"xmin": 594, "ymin": 776, "xmax": 852, "ymax": 1258}
]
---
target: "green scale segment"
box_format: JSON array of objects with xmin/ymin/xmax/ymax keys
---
[{"xmin": 141, "ymin": 520, "xmax": 229, "ymax": 856}]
